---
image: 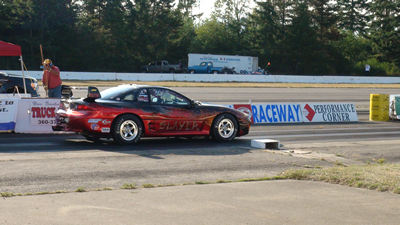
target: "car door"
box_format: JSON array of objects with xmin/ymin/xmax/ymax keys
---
[
  {"xmin": 146, "ymin": 88, "xmax": 203, "ymax": 135},
  {"xmin": 199, "ymin": 62, "xmax": 207, "ymax": 73}
]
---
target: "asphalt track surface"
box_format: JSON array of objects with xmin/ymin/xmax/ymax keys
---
[{"xmin": 1, "ymin": 87, "xmax": 400, "ymax": 193}]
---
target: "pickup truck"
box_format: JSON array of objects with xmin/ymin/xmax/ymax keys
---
[
  {"xmin": 142, "ymin": 60, "xmax": 185, "ymax": 73},
  {"xmin": 0, "ymin": 72, "xmax": 39, "ymax": 96},
  {"xmin": 187, "ymin": 62, "xmax": 235, "ymax": 74}
]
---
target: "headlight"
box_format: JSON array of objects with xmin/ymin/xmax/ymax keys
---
[{"xmin": 236, "ymin": 107, "xmax": 252, "ymax": 121}]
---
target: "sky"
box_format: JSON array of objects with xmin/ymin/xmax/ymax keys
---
[
  {"xmin": 193, "ymin": 0, "xmax": 217, "ymax": 19},
  {"xmin": 192, "ymin": 0, "xmax": 256, "ymax": 21}
]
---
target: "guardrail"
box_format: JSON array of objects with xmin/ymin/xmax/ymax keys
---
[{"xmin": 4, "ymin": 70, "xmax": 400, "ymax": 84}]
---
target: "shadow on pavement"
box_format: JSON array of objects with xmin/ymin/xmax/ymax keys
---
[{"xmin": 0, "ymin": 133, "xmax": 253, "ymax": 158}]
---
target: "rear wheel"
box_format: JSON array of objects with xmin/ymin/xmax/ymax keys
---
[
  {"xmin": 112, "ymin": 115, "xmax": 143, "ymax": 145},
  {"xmin": 211, "ymin": 114, "xmax": 238, "ymax": 142}
]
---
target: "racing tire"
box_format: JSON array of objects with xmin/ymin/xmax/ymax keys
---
[
  {"xmin": 211, "ymin": 114, "xmax": 238, "ymax": 142},
  {"xmin": 112, "ymin": 115, "xmax": 143, "ymax": 145},
  {"xmin": 212, "ymin": 70, "xmax": 218, "ymax": 74}
]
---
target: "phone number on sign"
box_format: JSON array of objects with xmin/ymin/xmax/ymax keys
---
[{"xmin": 37, "ymin": 120, "xmax": 56, "ymax": 125}]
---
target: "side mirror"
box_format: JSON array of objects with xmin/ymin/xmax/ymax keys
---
[{"xmin": 191, "ymin": 100, "xmax": 200, "ymax": 107}]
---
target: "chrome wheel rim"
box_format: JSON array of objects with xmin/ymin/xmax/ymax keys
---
[
  {"xmin": 120, "ymin": 120, "xmax": 138, "ymax": 141},
  {"xmin": 218, "ymin": 118, "xmax": 234, "ymax": 138}
]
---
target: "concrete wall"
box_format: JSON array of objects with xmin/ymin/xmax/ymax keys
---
[{"xmin": 4, "ymin": 70, "xmax": 400, "ymax": 84}]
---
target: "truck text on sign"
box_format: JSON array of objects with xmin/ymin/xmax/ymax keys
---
[{"xmin": 30, "ymin": 100, "xmax": 59, "ymax": 126}]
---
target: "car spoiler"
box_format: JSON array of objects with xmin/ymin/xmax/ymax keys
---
[{"xmin": 84, "ymin": 86, "xmax": 101, "ymax": 102}]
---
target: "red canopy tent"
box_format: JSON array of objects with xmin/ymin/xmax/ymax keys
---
[
  {"xmin": 0, "ymin": 41, "xmax": 22, "ymax": 56},
  {"xmin": 0, "ymin": 40, "xmax": 27, "ymax": 94}
]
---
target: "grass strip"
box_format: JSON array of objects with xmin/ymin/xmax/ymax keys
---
[
  {"xmin": 2, "ymin": 163, "xmax": 399, "ymax": 198},
  {"xmin": 281, "ymin": 163, "xmax": 400, "ymax": 194}
]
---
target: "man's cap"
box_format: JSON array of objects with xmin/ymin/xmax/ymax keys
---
[{"xmin": 43, "ymin": 59, "xmax": 52, "ymax": 65}]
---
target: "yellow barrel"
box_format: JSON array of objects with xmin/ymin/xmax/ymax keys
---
[{"xmin": 369, "ymin": 94, "xmax": 389, "ymax": 121}]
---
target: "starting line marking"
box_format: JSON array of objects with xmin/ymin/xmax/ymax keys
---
[{"xmin": 251, "ymin": 139, "xmax": 280, "ymax": 150}]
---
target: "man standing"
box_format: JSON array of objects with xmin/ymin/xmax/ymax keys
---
[
  {"xmin": 365, "ymin": 64, "xmax": 371, "ymax": 74},
  {"xmin": 42, "ymin": 59, "xmax": 62, "ymax": 98}
]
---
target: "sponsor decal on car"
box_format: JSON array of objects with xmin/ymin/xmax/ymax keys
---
[
  {"xmin": 102, "ymin": 120, "xmax": 111, "ymax": 125},
  {"xmin": 159, "ymin": 121, "xmax": 201, "ymax": 131},
  {"xmin": 91, "ymin": 123, "xmax": 100, "ymax": 130},
  {"xmin": 101, "ymin": 127, "xmax": 110, "ymax": 133},
  {"xmin": 88, "ymin": 119, "xmax": 101, "ymax": 123}
]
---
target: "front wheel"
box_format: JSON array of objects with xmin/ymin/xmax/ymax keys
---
[
  {"xmin": 211, "ymin": 114, "xmax": 238, "ymax": 142},
  {"xmin": 112, "ymin": 115, "xmax": 143, "ymax": 145}
]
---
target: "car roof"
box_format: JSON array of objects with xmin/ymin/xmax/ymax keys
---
[
  {"xmin": 116, "ymin": 84, "xmax": 173, "ymax": 90},
  {"xmin": 0, "ymin": 72, "xmax": 35, "ymax": 80}
]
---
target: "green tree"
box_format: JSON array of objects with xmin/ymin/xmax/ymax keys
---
[
  {"xmin": 368, "ymin": 0, "xmax": 400, "ymax": 65},
  {"xmin": 336, "ymin": 0, "xmax": 369, "ymax": 35},
  {"xmin": 247, "ymin": 0, "xmax": 280, "ymax": 70},
  {"xmin": 191, "ymin": 18, "xmax": 233, "ymax": 54},
  {"xmin": 284, "ymin": 1, "xmax": 321, "ymax": 74},
  {"xmin": 212, "ymin": 0, "xmax": 251, "ymax": 54},
  {"xmin": 177, "ymin": 0, "xmax": 198, "ymax": 17},
  {"xmin": 309, "ymin": 0, "xmax": 339, "ymax": 42}
]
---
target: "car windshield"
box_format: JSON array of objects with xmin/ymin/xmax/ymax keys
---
[{"xmin": 101, "ymin": 86, "xmax": 136, "ymax": 100}]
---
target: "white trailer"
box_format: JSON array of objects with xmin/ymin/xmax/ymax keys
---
[{"xmin": 188, "ymin": 53, "xmax": 258, "ymax": 74}]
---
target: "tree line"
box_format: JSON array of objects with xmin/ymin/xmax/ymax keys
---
[{"xmin": 0, "ymin": 0, "xmax": 399, "ymax": 75}]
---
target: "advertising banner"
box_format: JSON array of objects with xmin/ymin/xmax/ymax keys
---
[
  {"xmin": 233, "ymin": 104, "xmax": 253, "ymax": 123},
  {"xmin": 30, "ymin": 99, "xmax": 59, "ymax": 126},
  {"xmin": 251, "ymin": 103, "xmax": 303, "ymax": 124},
  {"xmin": 301, "ymin": 103, "xmax": 358, "ymax": 123},
  {"xmin": 15, "ymin": 98, "xmax": 60, "ymax": 133},
  {"xmin": 0, "ymin": 98, "xmax": 19, "ymax": 131}
]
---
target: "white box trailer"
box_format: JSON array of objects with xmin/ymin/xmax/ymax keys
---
[{"xmin": 188, "ymin": 53, "xmax": 258, "ymax": 73}]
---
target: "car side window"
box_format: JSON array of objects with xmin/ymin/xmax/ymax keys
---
[
  {"xmin": 149, "ymin": 88, "xmax": 190, "ymax": 106},
  {"xmin": 137, "ymin": 89, "xmax": 149, "ymax": 103},
  {"xmin": 122, "ymin": 93, "xmax": 135, "ymax": 101}
]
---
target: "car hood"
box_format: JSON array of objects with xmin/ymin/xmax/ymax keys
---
[{"xmin": 198, "ymin": 102, "xmax": 228, "ymax": 108}]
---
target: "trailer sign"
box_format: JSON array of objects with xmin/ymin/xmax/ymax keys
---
[{"xmin": 188, "ymin": 53, "xmax": 258, "ymax": 73}]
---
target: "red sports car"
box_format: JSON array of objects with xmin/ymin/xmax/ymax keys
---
[{"xmin": 53, "ymin": 84, "xmax": 251, "ymax": 144}]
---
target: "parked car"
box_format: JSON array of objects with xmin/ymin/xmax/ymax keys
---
[
  {"xmin": 187, "ymin": 62, "xmax": 234, "ymax": 74},
  {"xmin": 53, "ymin": 84, "xmax": 251, "ymax": 144},
  {"xmin": 0, "ymin": 72, "xmax": 39, "ymax": 96},
  {"xmin": 141, "ymin": 60, "xmax": 185, "ymax": 73}
]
